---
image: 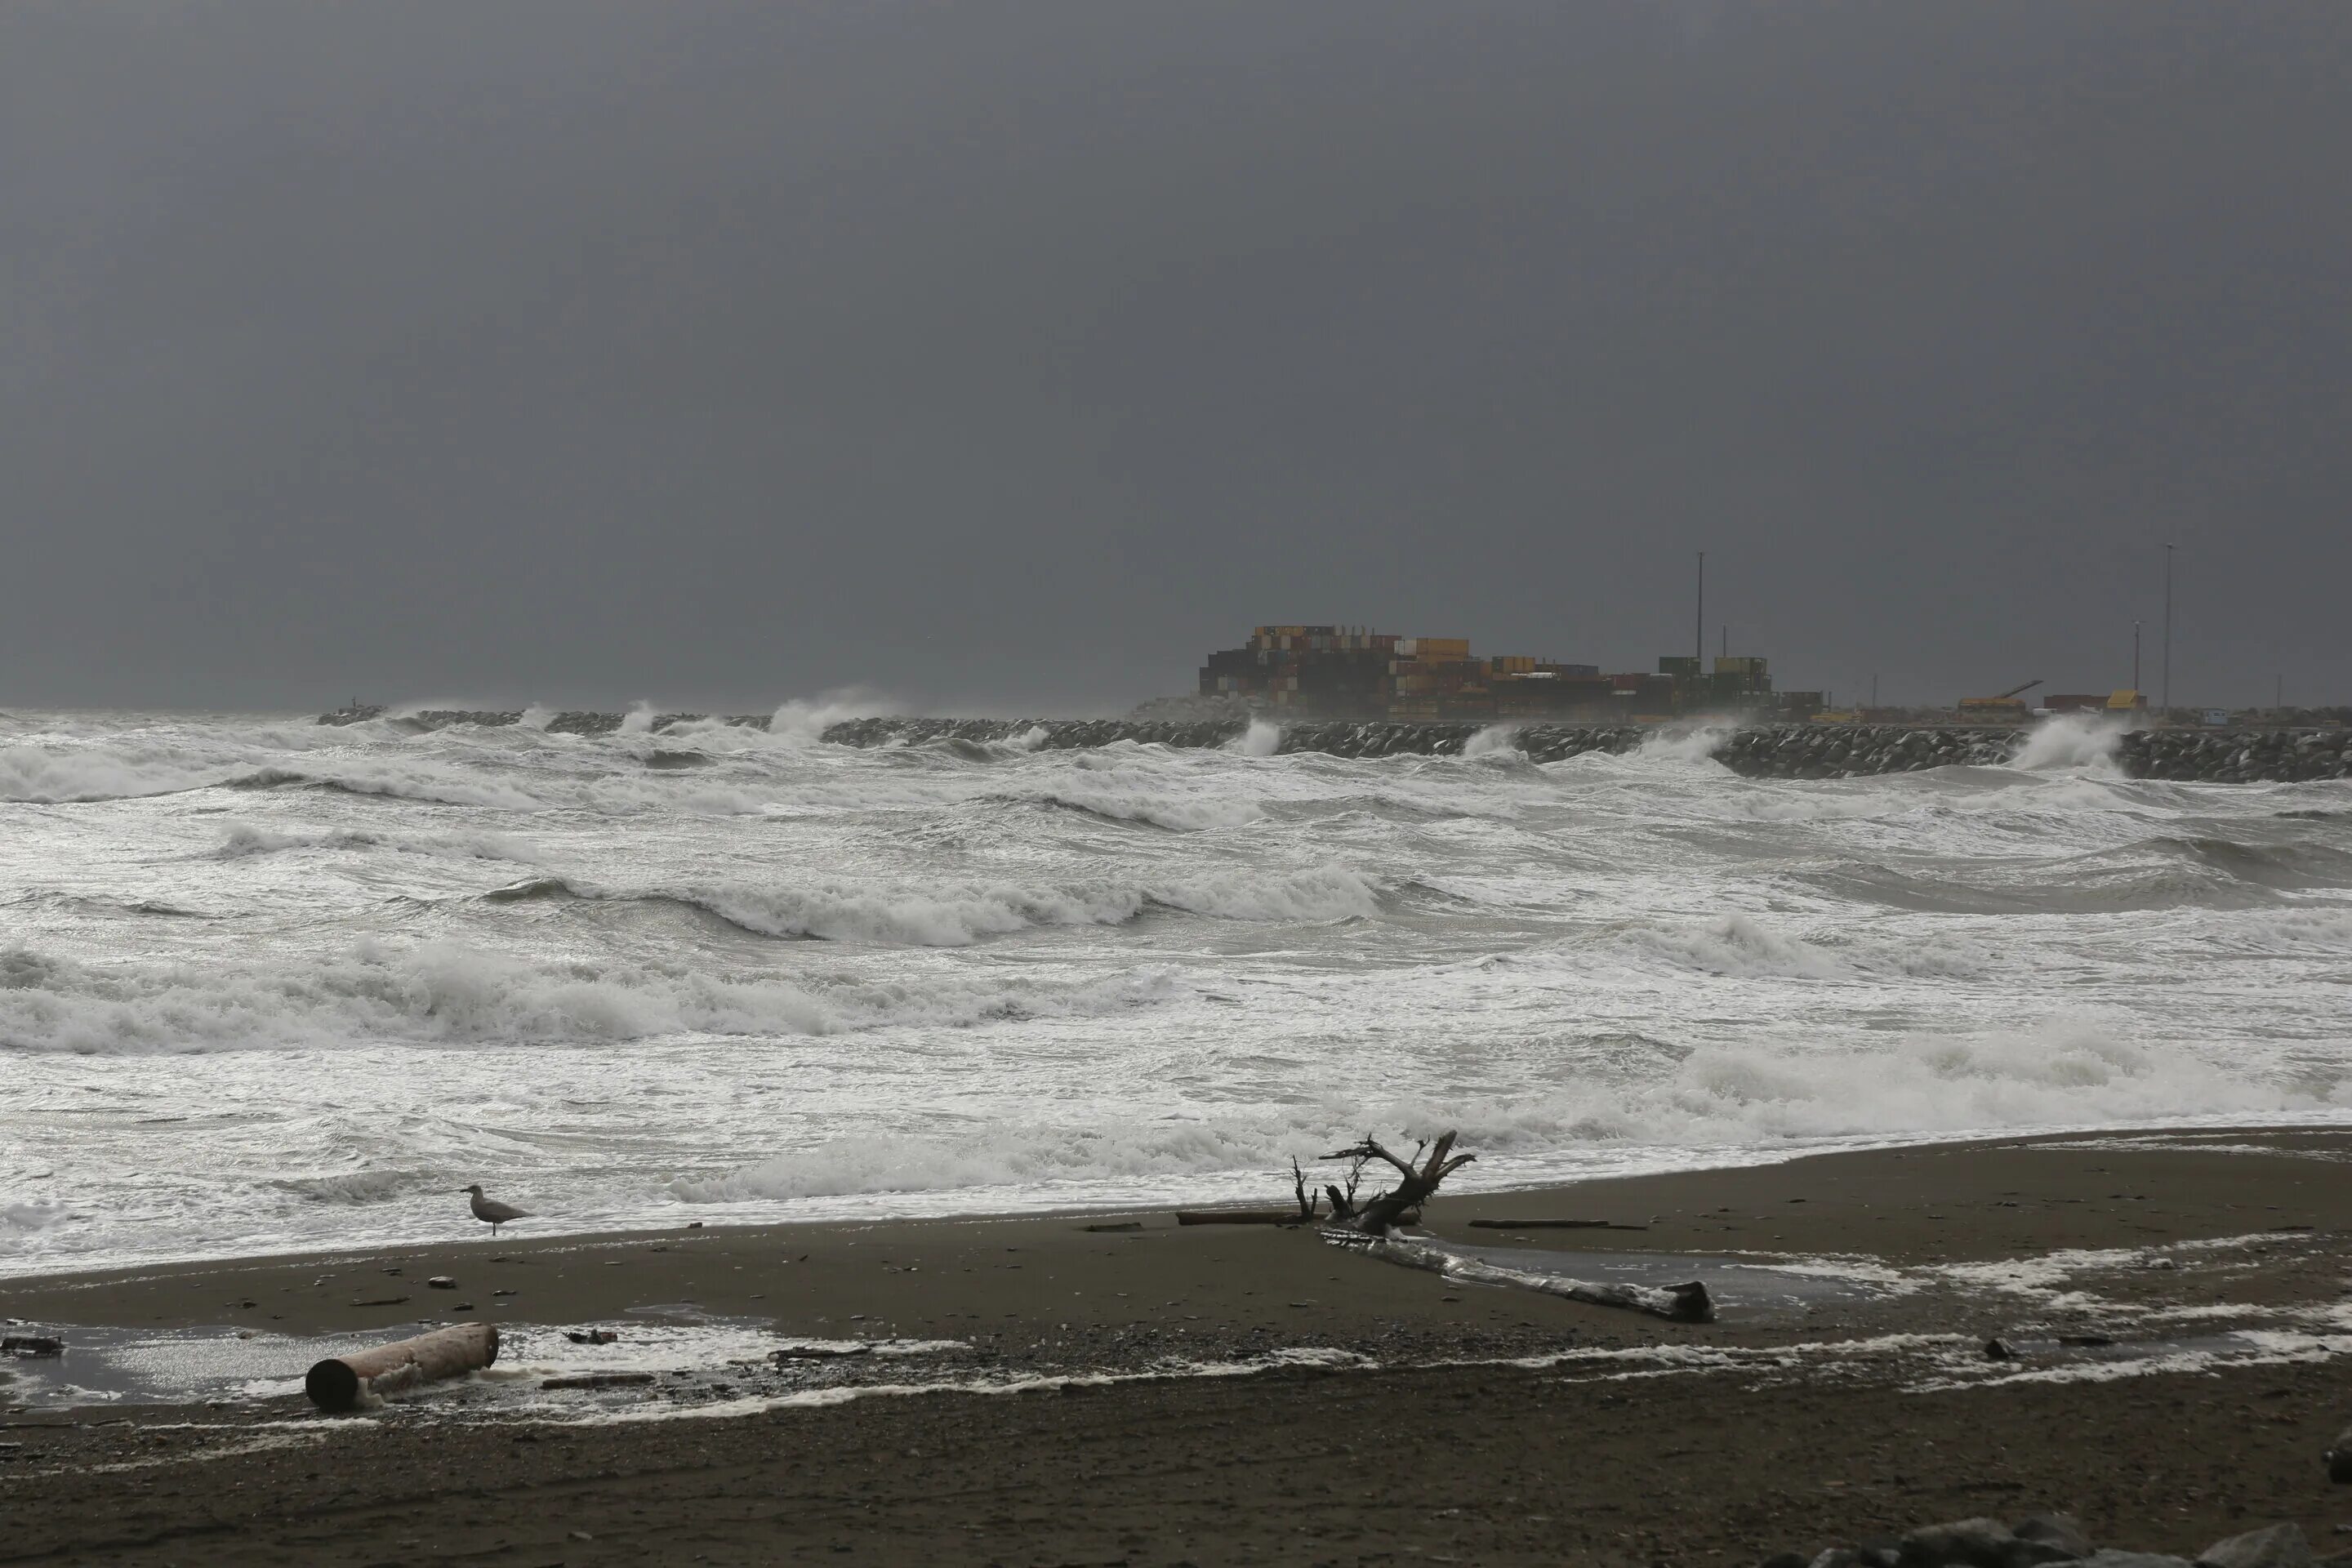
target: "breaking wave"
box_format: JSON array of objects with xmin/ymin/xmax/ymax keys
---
[
  {"xmin": 212, "ymin": 822, "xmax": 542, "ymax": 862},
  {"xmin": 0, "ymin": 743, "xmax": 230, "ymax": 803},
  {"xmin": 478, "ymin": 865, "xmax": 1383, "ymax": 946},
  {"xmin": 0, "ymin": 942, "xmax": 1183, "ymax": 1055},
  {"xmin": 1603, "ymin": 914, "xmax": 1993, "ymax": 981},
  {"xmin": 995, "ymin": 787, "xmax": 1260, "ymax": 832}
]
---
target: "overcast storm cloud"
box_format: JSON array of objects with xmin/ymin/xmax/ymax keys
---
[{"xmin": 3, "ymin": 2, "xmax": 2348, "ymax": 715}]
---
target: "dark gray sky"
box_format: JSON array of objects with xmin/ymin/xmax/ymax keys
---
[{"xmin": 5, "ymin": 2, "xmax": 2348, "ymax": 715}]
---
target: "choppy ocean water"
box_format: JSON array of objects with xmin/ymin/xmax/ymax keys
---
[{"xmin": 3, "ymin": 707, "xmax": 2349, "ymax": 1276}]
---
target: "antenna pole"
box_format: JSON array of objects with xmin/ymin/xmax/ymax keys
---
[{"xmin": 1695, "ymin": 551, "xmax": 1705, "ymax": 668}]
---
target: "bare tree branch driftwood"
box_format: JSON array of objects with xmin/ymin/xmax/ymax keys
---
[{"xmin": 1318, "ymin": 1131, "xmax": 1475, "ymax": 1236}]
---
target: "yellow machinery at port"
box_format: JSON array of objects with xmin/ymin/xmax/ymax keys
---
[{"xmin": 1958, "ymin": 679, "xmax": 2042, "ymax": 720}]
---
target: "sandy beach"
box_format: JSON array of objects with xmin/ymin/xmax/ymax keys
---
[{"xmin": 7, "ymin": 1129, "xmax": 2352, "ymax": 1565}]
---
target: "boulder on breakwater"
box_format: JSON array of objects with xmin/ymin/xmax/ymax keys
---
[
  {"xmin": 315, "ymin": 707, "xmax": 2352, "ymax": 783},
  {"xmin": 1751, "ymin": 1512, "xmax": 2314, "ymax": 1568}
]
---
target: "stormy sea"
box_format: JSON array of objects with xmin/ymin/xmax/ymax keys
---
[{"xmin": 4, "ymin": 706, "xmax": 2349, "ymax": 1276}]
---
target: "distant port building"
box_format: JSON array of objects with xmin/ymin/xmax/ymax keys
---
[{"xmin": 1200, "ymin": 625, "xmax": 1806, "ymax": 722}]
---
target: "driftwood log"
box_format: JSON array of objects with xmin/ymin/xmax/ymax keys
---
[
  {"xmin": 305, "ymin": 1322, "xmax": 499, "ymax": 1412},
  {"xmin": 1277, "ymin": 1131, "xmax": 1713, "ymax": 1321},
  {"xmin": 1343, "ymin": 1234, "xmax": 1714, "ymax": 1322}
]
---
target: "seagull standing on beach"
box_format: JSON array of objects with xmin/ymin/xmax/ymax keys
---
[{"xmin": 461, "ymin": 1183, "xmax": 531, "ymax": 1236}]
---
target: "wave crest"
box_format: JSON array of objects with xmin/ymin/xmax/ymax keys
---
[
  {"xmin": 489, "ymin": 865, "xmax": 1384, "ymax": 947},
  {"xmin": 0, "ymin": 941, "xmax": 1182, "ymax": 1055}
]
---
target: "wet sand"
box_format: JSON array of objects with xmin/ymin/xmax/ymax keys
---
[{"xmin": 7, "ymin": 1129, "xmax": 2352, "ymax": 1565}]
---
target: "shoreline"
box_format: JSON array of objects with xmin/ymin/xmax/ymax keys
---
[
  {"xmin": 16, "ymin": 1116, "xmax": 2352, "ymax": 1293},
  {"xmin": 9, "ymin": 1124, "xmax": 2349, "ymax": 1352},
  {"xmin": 10, "ymin": 1128, "xmax": 2352, "ymax": 1563}
]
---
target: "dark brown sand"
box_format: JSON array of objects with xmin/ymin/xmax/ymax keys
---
[{"xmin": 7, "ymin": 1129, "xmax": 2352, "ymax": 1566}]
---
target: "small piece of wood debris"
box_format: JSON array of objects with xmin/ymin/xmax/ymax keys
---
[
  {"xmin": 771, "ymin": 1344, "xmax": 872, "ymax": 1361},
  {"xmin": 426, "ymin": 1276, "xmax": 457, "ymax": 1290},
  {"xmin": 350, "ymin": 1297, "xmax": 410, "ymax": 1308},
  {"xmin": 565, "ymin": 1329, "xmax": 620, "ymax": 1345},
  {"xmin": 1082, "ymin": 1222, "xmax": 1143, "ymax": 1233},
  {"xmin": 541, "ymin": 1372, "xmax": 655, "ymax": 1390}
]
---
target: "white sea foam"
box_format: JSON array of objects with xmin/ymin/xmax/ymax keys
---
[
  {"xmin": 768, "ymin": 688, "xmax": 902, "ymax": 745},
  {"xmin": 1230, "ymin": 719, "xmax": 1283, "ymax": 757},
  {"xmin": 1463, "ymin": 724, "xmax": 1521, "ymax": 759},
  {"xmin": 674, "ymin": 1027, "xmax": 2334, "ymax": 1209},
  {"xmin": 1636, "ymin": 724, "xmax": 1737, "ymax": 765}
]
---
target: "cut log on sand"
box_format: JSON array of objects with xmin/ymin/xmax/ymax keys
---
[
  {"xmin": 1343, "ymin": 1234, "xmax": 1714, "ymax": 1322},
  {"xmin": 305, "ymin": 1322, "xmax": 500, "ymax": 1412}
]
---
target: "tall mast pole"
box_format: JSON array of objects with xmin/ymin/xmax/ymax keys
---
[{"xmin": 2162, "ymin": 543, "xmax": 2174, "ymax": 714}]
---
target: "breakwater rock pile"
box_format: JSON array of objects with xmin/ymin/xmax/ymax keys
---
[
  {"xmin": 319, "ymin": 706, "xmax": 747, "ymax": 735},
  {"xmin": 1714, "ymin": 725, "xmax": 2018, "ymax": 777},
  {"xmin": 2123, "ymin": 725, "xmax": 2352, "ymax": 783},
  {"xmin": 819, "ymin": 716, "xmax": 1659, "ymax": 759},
  {"xmin": 318, "ymin": 707, "xmax": 2352, "ymax": 782}
]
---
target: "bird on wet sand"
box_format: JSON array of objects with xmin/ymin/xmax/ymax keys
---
[{"xmin": 461, "ymin": 1184, "xmax": 530, "ymax": 1236}]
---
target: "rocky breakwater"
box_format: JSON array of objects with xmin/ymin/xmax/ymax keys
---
[
  {"xmin": 318, "ymin": 706, "xmax": 750, "ymax": 735},
  {"xmin": 1720, "ymin": 724, "xmax": 2352, "ymax": 782},
  {"xmin": 1717, "ymin": 725, "xmax": 2021, "ymax": 778},
  {"xmin": 2123, "ymin": 726, "xmax": 2352, "ymax": 783},
  {"xmin": 817, "ymin": 715, "xmax": 1655, "ymax": 760},
  {"xmin": 318, "ymin": 707, "xmax": 2352, "ymax": 783},
  {"xmin": 817, "ymin": 716, "xmax": 1254, "ymax": 750}
]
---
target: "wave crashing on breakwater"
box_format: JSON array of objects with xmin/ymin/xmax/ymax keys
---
[{"xmin": 315, "ymin": 706, "xmax": 2352, "ymax": 783}]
